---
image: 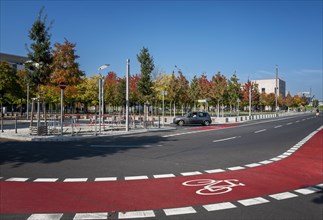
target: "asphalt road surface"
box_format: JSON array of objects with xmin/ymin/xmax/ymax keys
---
[{"xmin": 0, "ymin": 113, "xmax": 322, "ymax": 220}]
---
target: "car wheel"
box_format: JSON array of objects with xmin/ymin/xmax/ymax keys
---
[
  {"xmin": 203, "ymin": 120, "xmax": 210, "ymax": 126},
  {"xmin": 178, "ymin": 120, "xmax": 184, "ymax": 126}
]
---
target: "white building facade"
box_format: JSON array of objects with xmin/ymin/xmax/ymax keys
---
[
  {"xmin": 0, "ymin": 52, "xmax": 28, "ymax": 71},
  {"xmin": 252, "ymin": 78, "xmax": 286, "ymax": 98}
]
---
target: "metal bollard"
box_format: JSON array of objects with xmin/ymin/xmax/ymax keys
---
[
  {"xmin": 15, "ymin": 116, "xmax": 18, "ymax": 134},
  {"xmin": 1, "ymin": 116, "xmax": 3, "ymax": 132},
  {"xmin": 94, "ymin": 114, "xmax": 97, "ymax": 136},
  {"xmin": 158, "ymin": 115, "xmax": 160, "ymax": 128},
  {"xmin": 71, "ymin": 118, "xmax": 74, "ymax": 136}
]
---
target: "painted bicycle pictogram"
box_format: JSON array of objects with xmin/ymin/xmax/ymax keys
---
[{"xmin": 182, "ymin": 179, "xmax": 245, "ymax": 195}]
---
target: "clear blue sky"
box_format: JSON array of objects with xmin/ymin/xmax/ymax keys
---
[{"xmin": 1, "ymin": 0, "xmax": 322, "ymax": 100}]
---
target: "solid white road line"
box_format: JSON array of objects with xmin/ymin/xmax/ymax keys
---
[
  {"xmin": 238, "ymin": 197, "xmax": 270, "ymax": 206},
  {"xmin": 213, "ymin": 136, "xmax": 239, "ymax": 143},
  {"xmin": 118, "ymin": 210, "xmax": 155, "ymax": 219},
  {"xmin": 27, "ymin": 213, "xmax": 63, "ymax": 220},
  {"xmin": 74, "ymin": 212, "xmax": 108, "ymax": 219},
  {"xmin": 164, "ymin": 207, "xmax": 196, "ymax": 216},
  {"xmin": 269, "ymin": 192, "xmax": 298, "ymax": 200},
  {"xmin": 203, "ymin": 202, "xmax": 237, "ymax": 211}
]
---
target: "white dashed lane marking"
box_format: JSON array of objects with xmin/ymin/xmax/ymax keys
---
[
  {"xmin": 181, "ymin": 171, "xmax": 203, "ymax": 176},
  {"xmin": 34, "ymin": 178, "xmax": 58, "ymax": 182},
  {"xmin": 94, "ymin": 177, "xmax": 117, "ymax": 181},
  {"xmin": 238, "ymin": 197, "xmax": 270, "ymax": 206},
  {"xmin": 203, "ymin": 202, "xmax": 237, "ymax": 211},
  {"xmin": 205, "ymin": 169, "xmax": 225, "ymax": 173},
  {"xmin": 228, "ymin": 166, "xmax": 245, "ymax": 171},
  {"xmin": 118, "ymin": 210, "xmax": 155, "ymax": 219},
  {"xmin": 63, "ymin": 178, "xmax": 88, "ymax": 182},
  {"xmin": 6, "ymin": 177, "xmax": 28, "ymax": 182},
  {"xmin": 124, "ymin": 176, "xmax": 149, "ymax": 180},
  {"xmin": 164, "ymin": 207, "xmax": 197, "ymax": 216},
  {"xmin": 213, "ymin": 136, "xmax": 239, "ymax": 143},
  {"xmin": 254, "ymin": 129, "xmax": 266, "ymax": 133},
  {"xmin": 245, "ymin": 163, "xmax": 262, "ymax": 168},
  {"xmin": 274, "ymin": 125, "xmax": 282, "ymax": 128},
  {"xmin": 27, "ymin": 213, "xmax": 63, "ymax": 220},
  {"xmin": 73, "ymin": 212, "xmax": 108, "ymax": 219},
  {"xmin": 153, "ymin": 174, "xmax": 176, "ymax": 178},
  {"xmin": 294, "ymin": 187, "xmax": 322, "ymax": 195},
  {"xmin": 269, "ymin": 192, "xmax": 298, "ymax": 200}
]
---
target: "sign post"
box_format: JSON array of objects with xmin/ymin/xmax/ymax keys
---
[{"xmin": 59, "ymin": 82, "xmax": 67, "ymax": 136}]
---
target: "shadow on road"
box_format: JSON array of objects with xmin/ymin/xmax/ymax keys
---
[{"xmin": 0, "ymin": 134, "xmax": 172, "ymax": 167}]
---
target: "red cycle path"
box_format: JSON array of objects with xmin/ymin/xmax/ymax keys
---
[{"xmin": 1, "ymin": 130, "xmax": 322, "ymax": 214}]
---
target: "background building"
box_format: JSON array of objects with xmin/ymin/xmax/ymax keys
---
[
  {"xmin": 252, "ymin": 78, "xmax": 286, "ymax": 98},
  {"xmin": 0, "ymin": 52, "xmax": 28, "ymax": 71}
]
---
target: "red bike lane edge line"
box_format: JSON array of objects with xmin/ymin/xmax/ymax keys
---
[{"xmin": 1, "ymin": 128, "xmax": 322, "ymax": 214}]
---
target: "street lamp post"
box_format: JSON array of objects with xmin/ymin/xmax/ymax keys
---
[
  {"xmin": 162, "ymin": 90, "xmax": 167, "ymax": 127},
  {"xmin": 98, "ymin": 77, "xmax": 102, "ymax": 133},
  {"xmin": 59, "ymin": 82, "xmax": 67, "ymax": 136},
  {"xmin": 126, "ymin": 59, "xmax": 130, "ymax": 132},
  {"xmin": 26, "ymin": 82, "xmax": 29, "ymax": 120},
  {"xmin": 23, "ymin": 61, "xmax": 33, "ymax": 120},
  {"xmin": 275, "ymin": 65, "xmax": 278, "ymax": 114},
  {"xmin": 249, "ymin": 83, "xmax": 252, "ymax": 118},
  {"xmin": 98, "ymin": 64, "xmax": 110, "ymax": 134},
  {"xmin": 237, "ymin": 98, "xmax": 240, "ymax": 117}
]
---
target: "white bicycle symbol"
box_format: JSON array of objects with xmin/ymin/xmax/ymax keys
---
[{"xmin": 182, "ymin": 179, "xmax": 245, "ymax": 195}]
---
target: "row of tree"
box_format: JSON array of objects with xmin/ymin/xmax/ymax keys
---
[
  {"xmin": 0, "ymin": 57, "xmax": 310, "ymax": 115},
  {"xmin": 0, "ymin": 8, "xmax": 311, "ymax": 116}
]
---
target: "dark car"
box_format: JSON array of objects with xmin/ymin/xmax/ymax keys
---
[{"xmin": 173, "ymin": 112, "xmax": 212, "ymax": 126}]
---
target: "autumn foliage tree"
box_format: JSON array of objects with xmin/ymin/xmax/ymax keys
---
[
  {"xmin": 242, "ymin": 81, "xmax": 260, "ymax": 111},
  {"xmin": 210, "ymin": 72, "xmax": 227, "ymax": 115},
  {"xmin": 50, "ymin": 39, "xmax": 85, "ymax": 112},
  {"xmin": 189, "ymin": 76, "xmax": 199, "ymax": 110},
  {"xmin": 197, "ymin": 73, "xmax": 211, "ymax": 100}
]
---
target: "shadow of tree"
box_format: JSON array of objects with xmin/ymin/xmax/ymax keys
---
[{"xmin": 0, "ymin": 134, "xmax": 172, "ymax": 168}]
